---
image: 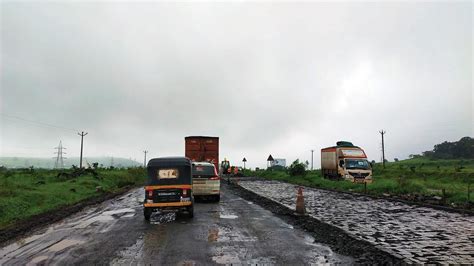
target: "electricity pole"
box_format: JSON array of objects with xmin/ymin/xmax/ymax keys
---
[
  {"xmin": 143, "ymin": 150, "xmax": 148, "ymax": 167},
  {"xmin": 310, "ymin": 149, "xmax": 314, "ymax": 170},
  {"xmin": 379, "ymin": 130, "xmax": 386, "ymax": 168},
  {"xmin": 78, "ymin": 131, "xmax": 88, "ymax": 168}
]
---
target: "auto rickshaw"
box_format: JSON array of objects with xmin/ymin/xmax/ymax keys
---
[{"xmin": 143, "ymin": 157, "xmax": 194, "ymax": 220}]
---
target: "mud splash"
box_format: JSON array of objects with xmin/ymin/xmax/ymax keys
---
[{"xmin": 150, "ymin": 213, "xmax": 176, "ymax": 224}]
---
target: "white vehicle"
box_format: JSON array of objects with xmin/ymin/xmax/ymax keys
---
[{"xmin": 191, "ymin": 162, "xmax": 221, "ymax": 202}]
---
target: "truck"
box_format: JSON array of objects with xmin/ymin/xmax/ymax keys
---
[
  {"xmin": 184, "ymin": 136, "xmax": 219, "ymax": 170},
  {"xmin": 321, "ymin": 141, "xmax": 373, "ymax": 183}
]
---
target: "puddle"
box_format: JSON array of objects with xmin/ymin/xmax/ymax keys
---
[
  {"xmin": 48, "ymin": 239, "xmax": 84, "ymax": 252},
  {"xmin": 220, "ymin": 214, "xmax": 238, "ymax": 219},
  {"xmin": 103, "ymin": 208, "xmax": 136, "ymax": 216},
  {"xmin": 0, "ymin": 233, "xmax": 47, "ymax": 261},
  {"xmin": 74, "ymin": 214, "xmax": 114, "ymax": 229},
  {"xmin": 29, "ymin": 255, "xmax": 48, "ymax": 264},
  {"xmin": 74, "ymin": 208, "xmax": 136, "ymax": 228}
]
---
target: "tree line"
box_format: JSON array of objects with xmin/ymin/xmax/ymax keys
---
[{"xmin": 416, "ymin": 136, "xmax": 474, "ymax": 159}]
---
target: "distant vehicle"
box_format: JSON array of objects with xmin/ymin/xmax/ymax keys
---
[
  {"xmin": 192, "ymin": 161, "xmax": 221, "ymax": 202},
  {"xmin": 220, "ymin": 158, "xmax": 242, "ymax": 177},
  {"xmin": 221, "ymin": 158, "xmax": 231, "ymax": 176},
  {"xmin": 185, "ymin": 136, "xmax": 219, "ymax": 170},
  {"xmin": 321, "ymin": 141, "xmax": 373, "ymax": 183},
  {"xmin": 143, "ymin": 157, "xmax": 194, "ymax": 220}
]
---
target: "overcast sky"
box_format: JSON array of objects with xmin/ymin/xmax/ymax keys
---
[{"xmin": 1, "ymin": 1, "xmax": 472, "ymax": 168}]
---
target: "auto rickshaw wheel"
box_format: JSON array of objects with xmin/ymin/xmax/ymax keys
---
[
  {"xmin": 144, "ymin": 208, "xmax": 152, "ymax": 221},
  {"xmin": 215, "ymin": 195, "xmax": 220, "ymax": 202}
]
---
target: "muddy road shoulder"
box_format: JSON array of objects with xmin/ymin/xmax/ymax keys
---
[{"xmin": 0, "ymin": 186, "xmax": 136, "ymax": 245}]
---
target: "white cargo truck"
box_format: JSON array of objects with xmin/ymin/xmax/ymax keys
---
[{"xmin": 321, "ymin": 141, "xmax": 373, "ymax": 183}]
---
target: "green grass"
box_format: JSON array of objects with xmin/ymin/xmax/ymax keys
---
[
  {"xmin": 0, "ymin": 168, "xmax": 146, "ymax": 229},
  {"xmin": 246, "ymin": 158, "xmax": 474, "ymax": 208}
]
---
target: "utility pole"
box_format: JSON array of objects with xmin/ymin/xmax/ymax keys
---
[
  {"xmin": 379, "ymin": 130, "xmax": 386, "ymax": 168},
  {"xmin": 143, "ymin": 150, "xmax": 148, "ymax": 167},
  {"xmin": 310, "ymin": 149, "xmax": 314, "ymax": 170},
  {"xmin": 78, "ymin": 131, "xmax": 88, "ymax": 168},
  {"xmin": 53, "ymin": 140, "xmax": 67, "ymax": 169}
]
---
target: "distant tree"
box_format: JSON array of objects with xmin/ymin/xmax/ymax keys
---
[
  {"xmin": 304, "ymin": 160, "xmax": 310, "ymax": 169},
  {"xmin": 394, "ymin": 158, "xmax": 399, "ymax": 162}
]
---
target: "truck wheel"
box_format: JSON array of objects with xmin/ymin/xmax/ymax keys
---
[{"xmin": 144, "ymin": 208, "xmax": 152, "ymax": 221}]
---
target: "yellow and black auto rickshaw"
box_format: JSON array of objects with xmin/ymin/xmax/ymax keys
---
[{"xmin": 143, "ymin": 157, "xmax": 194, "ymax": 220}]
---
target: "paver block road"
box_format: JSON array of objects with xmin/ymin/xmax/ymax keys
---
[{"xmin": 239, "ymin": 180, "xmax": 474, "ymax": 264}]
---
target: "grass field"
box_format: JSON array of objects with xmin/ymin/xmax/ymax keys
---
[
  {"xmin": 246, "ymin": 158, "xmax": 474, "ymax": 208},
  {"xmin": 0, "ymin": 167, "xmax": 146, "ymax": 230}
]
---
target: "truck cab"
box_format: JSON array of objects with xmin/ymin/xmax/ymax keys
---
[{"xmin": 321, "ymin": 141, "xmax": 373, "ymax": 183}]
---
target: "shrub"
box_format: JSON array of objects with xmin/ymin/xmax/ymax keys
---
[{"xmin": 288, "ymin": 159, "xmax": 306, "ymax": 177}]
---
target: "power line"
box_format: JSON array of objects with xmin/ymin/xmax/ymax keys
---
[{"xmin": 0, "ymin": 113, "xmax": 79, "ymax": 132}]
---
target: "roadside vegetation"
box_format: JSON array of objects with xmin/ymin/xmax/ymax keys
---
[
  {"xmin": 0, "ymin": 167, "xmax": 146, "ymax": 230},
  {"xmin": 246, "ymin": 158, "xmax": 473, "ymax": 209},
  {"xmin": 245, "ymin": 136, "xmax": 474, "ymax": 210}
]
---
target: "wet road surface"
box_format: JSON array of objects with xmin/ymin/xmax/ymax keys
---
[
  {"xmin": 240, "ymin": 180, "xmax": 474, "ymax": 264},
  {"xmin": 0, "ymin": 185, "xmax": 352, "ymax": 265}
]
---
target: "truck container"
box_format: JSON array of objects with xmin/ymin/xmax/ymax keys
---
[
  {"xmin": 184, "ymin": 136, "xmax": 219, "ymax": 170},
  {"xmin": 321, "ymin": 141, "xmax": 373, "ymax": 183}
]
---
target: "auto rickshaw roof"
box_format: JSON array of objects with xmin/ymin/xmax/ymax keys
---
[{"xmin": 147, "ymin": 157, "xmax": 192, "ymax": 168}]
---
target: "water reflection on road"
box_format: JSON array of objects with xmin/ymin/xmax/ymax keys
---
[{"xmin": 1, "ymin": 186, "xmax": 352, "ymax": 265}]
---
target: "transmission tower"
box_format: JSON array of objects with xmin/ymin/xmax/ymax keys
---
[{"xmin": 53, "ymin": 140, "xmax": 67, "ymax": 169}]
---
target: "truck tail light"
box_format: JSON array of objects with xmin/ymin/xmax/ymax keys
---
[
  {"xmin": 183, "ymin": 189, "xmax": 187, "ymax": 196},
  {"xmin": 209, "ymin": 176, "xmax": 220, "ymax": 180}
]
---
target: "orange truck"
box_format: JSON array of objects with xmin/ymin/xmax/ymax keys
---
[
  {"xmin": 184, "ymin": 136, "xmax": 219, "ymax": 170},
  {"xmin": 321, "ymin": 141, "xmax": 373, "ymax": 183}
]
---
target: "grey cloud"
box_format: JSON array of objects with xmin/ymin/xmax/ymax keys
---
[{"xmin": 1, "ymin": 1, "xmax": 472, "ymax": 168}]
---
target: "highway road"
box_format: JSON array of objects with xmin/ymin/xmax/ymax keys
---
[{"xmin": 0, "ymin": 185, "xmax": 352, "ymax": 265}]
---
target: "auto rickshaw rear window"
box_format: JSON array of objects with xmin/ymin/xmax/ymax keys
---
[{"xmin": 158, "ymin": 169, "xmax": 179, "ymax": 179}]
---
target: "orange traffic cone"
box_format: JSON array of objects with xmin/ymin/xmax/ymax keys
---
[{"xmin": 296, "ymin": 187, "xmax": 305, "ymax": 215}]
